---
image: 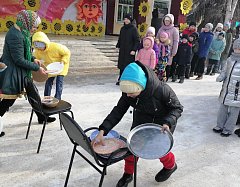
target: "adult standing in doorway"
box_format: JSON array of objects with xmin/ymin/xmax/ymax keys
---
[
  {"xmin": 116, "ymin": 13, "xmax": 140, "ymax": 85},
  {"xmin": 156, "ymin": 14, "xmax": 179, "ymax": 81}
]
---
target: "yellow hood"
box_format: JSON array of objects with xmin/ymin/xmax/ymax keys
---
[{"xmin": 32, "ymin": 31, "xmax": 50, "ymax": 50}]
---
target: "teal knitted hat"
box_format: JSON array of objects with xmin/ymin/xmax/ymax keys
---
[{"xmin": 120, "ymin": 62, "xmax": 147, "ymax": 92}]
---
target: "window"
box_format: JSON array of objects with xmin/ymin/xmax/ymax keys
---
[
  {"xmin": 154, "ymin": 0, "xmax": 169, "ymax": 18},
  {"xmin": 117, "ymin": 0, "xmax": 134, "ymax": 22}
]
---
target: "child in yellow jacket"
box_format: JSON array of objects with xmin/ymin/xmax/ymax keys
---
[{"xmin": 32, "ymin": 31, "xmax": 70, "ymax": 100}]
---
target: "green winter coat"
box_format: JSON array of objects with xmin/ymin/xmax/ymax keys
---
[{"xmin": 0, "ymin": 26, "xmax": 40, "ymax": 99}]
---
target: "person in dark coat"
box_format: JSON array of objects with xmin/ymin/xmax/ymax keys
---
[
  {"xmin": 189, "ymin": 33, "xmax": 199, "ymax": 77},
  {"xmin": 92, "ymin": 61, "xmax": 183, "ymax": 187},
  {"xmin": 195, "ymin": 23, "xmax": 214, "ymax": 80},
  {"xmin": 0, "ymin": 10, "xmax": 53, "ymax": 137},
  {"xmin": 116, "ymin": 13, "xmax": 140, "ymax": 85},
  {"xmin": 174, "ymin": 34, "xmax": 192, "ymax": 83}
]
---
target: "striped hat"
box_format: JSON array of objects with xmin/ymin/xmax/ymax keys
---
[{"xmin": 16, "ymin": 10, "xmax": 41, "ymax": 31}]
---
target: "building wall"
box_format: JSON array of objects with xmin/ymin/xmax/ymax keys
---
[{"xmin": 112, "ymin": 0, "xmax": 171, "ymax": 35}]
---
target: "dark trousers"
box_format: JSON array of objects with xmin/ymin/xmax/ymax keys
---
[
  {"xmin": 0, "ymin": 99, "xmax": 15, "ymax": 117},
  {"xmin": 166, "ymin": 65, "xmax": 171, "ymax": 80},
  {"xmin": 206, "ymin": 59, "xmax": 219, "ymax": 74},
  {"xmin": 178, "ymin": 65, "xmax": 186, "ymax": 77},
  {"xmin": 190, "ymin": 54, "xmax": 199, "ymax": 73},
  {"xmin": 0, "ymin": 99, "xmax": 45, "ymax": 120},
  {"xmin": 195, "ymin": 57, "xmax": 206, "ymax": 76},
  {"xmin": 44, "ymin": 75, "xmax": 64, "ymax": 100},
  {"xmin": 185, "ymin": 64, "xmax": 191, "ymax": 78}
]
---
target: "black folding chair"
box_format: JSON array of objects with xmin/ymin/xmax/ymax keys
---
[
  {"xmin": 24, "ymin": 77, "xmax": 74, "ymax": 153},
  {"xmin": 59, "ymin": 113, "xmax": 132, "ymax": 187}
]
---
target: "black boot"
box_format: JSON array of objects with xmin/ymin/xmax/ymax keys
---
[
  {"xmin": 155, "ymin": 164, "xmax": 177, "ymax": 182},
  {"xmin": 38, "ymin": 117, "xmax": 56, "ymax": 124},
  {"xmin": 234, "ymin": 128, "xmax": 240, "ymax": 137},
  {"xmin": 0, "ymin": 131, "xmax": 5, "ymax": 137},
  {"xmin": 116, "ymin": 173, "xmax": 133, "ymax": 187},
  {"xmin": 179, "ymin": 76, "xmax": 184, "ymax": 83}
]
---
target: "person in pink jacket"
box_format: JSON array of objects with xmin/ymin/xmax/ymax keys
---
[
  {"xmin": 156, "ymin": 14, "xmax": 179, "ymax": 80},
  {"xmin": 135, "ymin": 36, "xmax": 156, "ymax": 69}
]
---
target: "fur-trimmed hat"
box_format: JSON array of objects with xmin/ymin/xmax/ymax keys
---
[
  {"xmin": 205, "ymin": 23, "xmax": 214, "ymax": 31},
  {"xmin": 233, "ymin": 38, "xmax": 240, "ymax": 49}
]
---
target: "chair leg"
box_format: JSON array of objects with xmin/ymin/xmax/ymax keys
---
[
  {"xmin": 26, "ymin": 110, "xmax": 34, "ymax": 139},
  {"xmin": 99, "ymin": 166, "xmax": 107, "ymax": 187},
  {"xmin": 37, "ymin": 117, "xmax": 47, "ymax": 153},
  {"xmin": 64, "ymin": 145, "xmax": 77, "ymax": 187},
  {"xmin": 134, "ymin": 156, "xmax": 137, "ymax": 187},
  {"xmin": 59, "ymin": 113, "xmax": 63, "ymax": 130},
  {"xmin": 70, "ymin": 111, "xmax": 74, "ymax": 119}
]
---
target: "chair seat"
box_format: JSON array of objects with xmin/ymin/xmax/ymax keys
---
[
  {"xmin": 96, "ymin": 150, "xmax": 132, "ymax": 165},
  {"xmin": 42, "ymin": 100, "xmax": 72, "ymax": 115}
]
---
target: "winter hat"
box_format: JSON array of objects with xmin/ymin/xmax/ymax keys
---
[
  {"xmin": 205, "ymin": 23, "xmax": 213, "ymax": 30},
  {"xmin": 120, "ymin": 62, "xmax": 147, "ymax": 93},
  {"xmin": 146, "ymin": 26, "xmax": 155, "ymax": 36},
  {"xmin": 163, "ymin": 14, "xmax": 174, "ymax": 24},
  {"xmin": 216, "ymin": 23, "xmax": 224, "ymax": 29},
  {"xmin": 181, "ymin": 34, "xmax": 189, "ymax": 41},
  {"xmin": 233, "ymin": 38, "xmax": 240, "ymax": 49},
  {"xmin": 159, "ymin": 31, "xmax": 169, "ymax": 38},
  {"xmin": 124, "ymin": 13, "xmax": 133, "ymax": 22},
  {"xmin": 143, "ymin": 36, "xmax": 154, "ymax": 48},
  {"xmin": 189, "ymin": 22, "xmax": 196, "ymax": 27}
]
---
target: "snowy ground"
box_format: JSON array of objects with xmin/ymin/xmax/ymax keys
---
[{"xmin": 1, "ymin": 74, "xmax": 240, "ymax": 187}]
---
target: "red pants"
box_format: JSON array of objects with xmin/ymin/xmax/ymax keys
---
[{"xmin": 124, "ymin": 152, "xmax": 175, "ymax": 174}]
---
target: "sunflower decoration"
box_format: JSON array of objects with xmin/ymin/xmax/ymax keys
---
[
  {"xmin": 63, "ymin": 20, "xmax": 76, "ymax": 35},
  {"xmin": 88, "ymin": 22, "xmax": 98, "ymax": 36},
  {"xmin": 37, "ymin": 18, "xmax": 52, "ymax": 33},
  {"xmin": 81, "ymin": 23, "xmax": 90, "ymax": 36},
  {"xmin": 51, "ymin": 19, "xmax": 63, "ymax": 35},
  {"xmin": 24, "ymin": 0, "xmax": 41, "ymax": 11},
  {"xmin": 138, "ymin": 22, "xmax": 148, "ymax": 37},
  {"xmin": 3, "ymin": 16, "xmax": 16, "ymax": 31},
  {"xmin": 139, "ymin": 1, "xmax": 150, "ymax": 17},
  {"xmin": 74, "ymin": 21, "xmax": 83, "ymax": 36},
  {"xmin": 180, "ymin": 23, "xmax": 188, "ymax": 32},
  {"xmin": 180, "ymin": 0, "xmax": 193, "ymax": 15},
  {"xmin": 96, "ymin": 22, "xmax": 105, "ymax": 37}
]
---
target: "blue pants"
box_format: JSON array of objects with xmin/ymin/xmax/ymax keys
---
[{"xmin": 44, "ymin": 75, "xmax": 64, "ymax": 100}]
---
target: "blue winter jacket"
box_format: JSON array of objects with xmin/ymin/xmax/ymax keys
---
[
  {"xmin": 208, "ymin": 38, "xmax": 226, "ymax": 61},
  {"xmin": 198, "ymin": 31, "xmax": 214, "ymax": 58}
]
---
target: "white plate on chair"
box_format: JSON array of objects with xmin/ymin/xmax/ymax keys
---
[{"xmin": 46, "ymin": 62, "xmax": 64, "ymax": 75}]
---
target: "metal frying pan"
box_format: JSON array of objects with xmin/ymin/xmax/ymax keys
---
[{"xmin": 127, "ymin": 123, "xmax": 174, "ymax": 159}]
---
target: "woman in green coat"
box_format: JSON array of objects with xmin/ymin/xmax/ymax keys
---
[{"xmin": 0, "ymin": 10, "xmax": 54, "ymax": 137}]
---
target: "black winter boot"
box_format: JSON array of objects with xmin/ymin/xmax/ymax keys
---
[
  {"xmin": 155, "ymin": 164, "xmax": 177, "ymax": 182},
  {"xmin": 234, "ymin": 128, "xmax": 240, "ymax": 137},
  {"xmin": 179, "ymin": 76, "xmax": 184, "ymax": 83},
  {"xmin": 116, "ymin": 173, "xmax": 133, "ymax": 187}
]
